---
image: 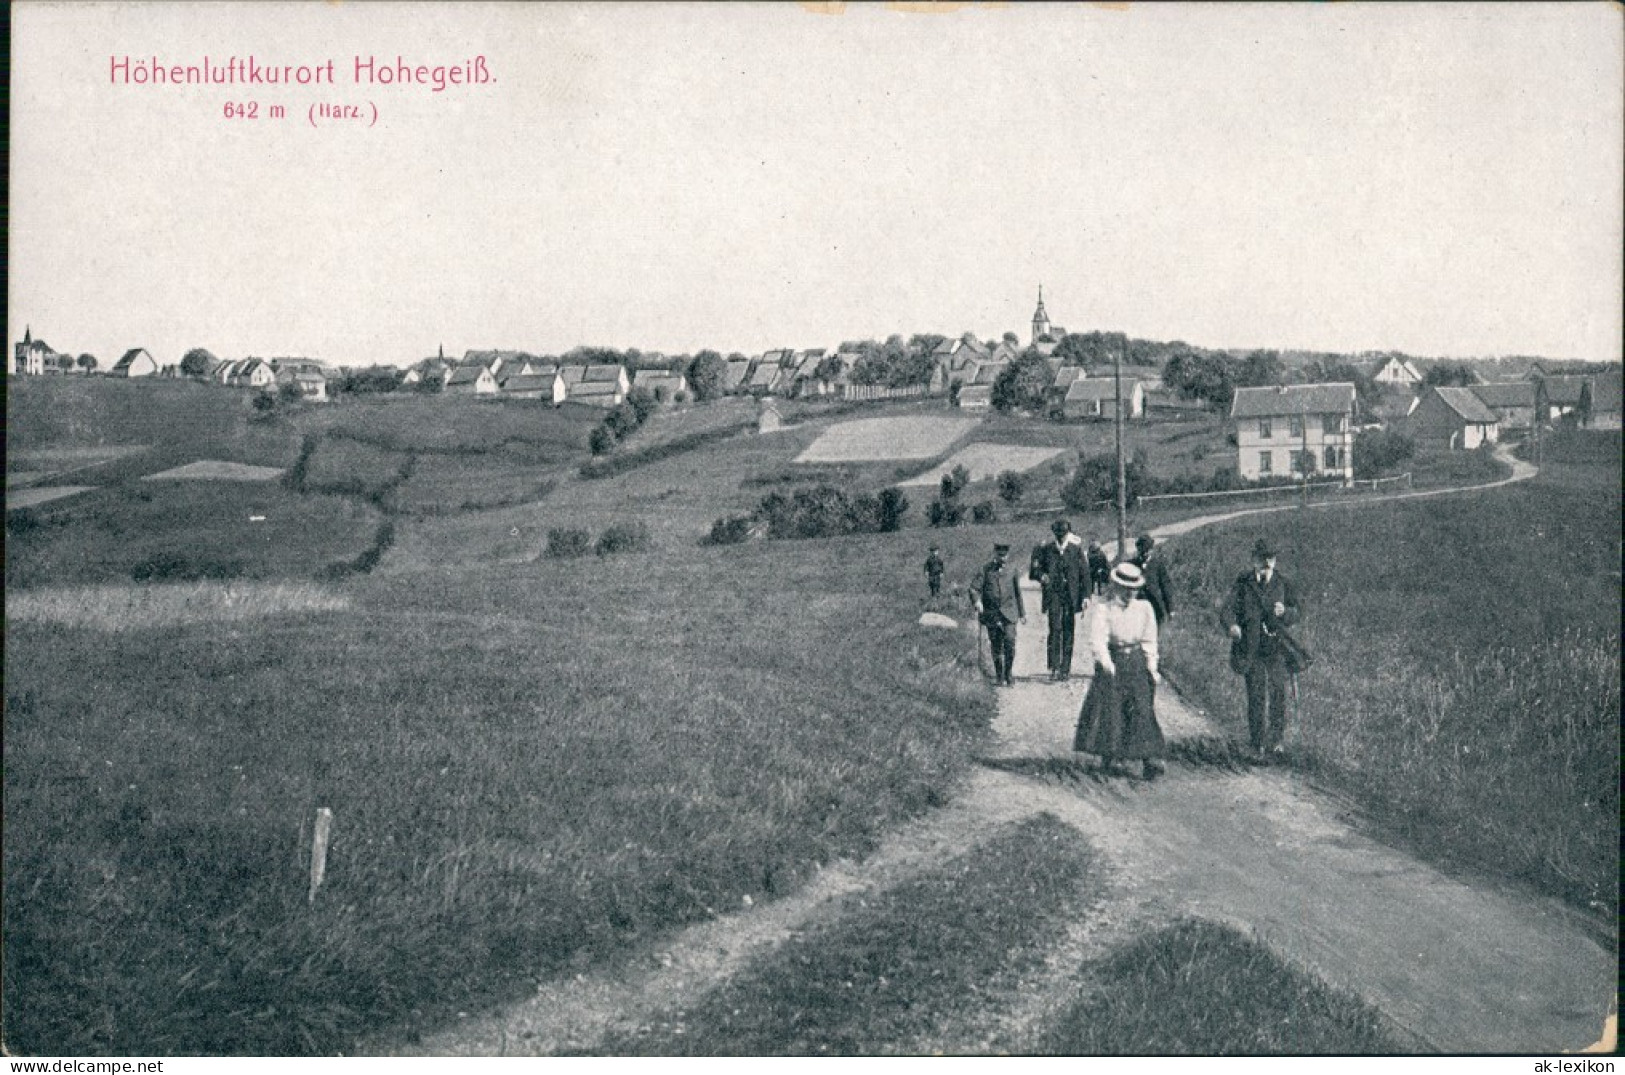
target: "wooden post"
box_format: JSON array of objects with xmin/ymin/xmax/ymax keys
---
[
  {"xmin": 308, "ymin": 807, "xmax": 333, "ymax": 904},
  {"xmin": 1114, "ymin": 348, "xmax": 1127, "ymax": 560}
]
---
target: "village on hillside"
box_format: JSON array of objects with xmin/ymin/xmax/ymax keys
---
[{"xmin": 13, "ymin": 289, "xmax": 1622, "ymax": 482}]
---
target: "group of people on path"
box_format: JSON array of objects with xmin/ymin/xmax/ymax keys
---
[{"xmin": 940, "ymin": 524, "xmax": 1303, "ymax": 779}]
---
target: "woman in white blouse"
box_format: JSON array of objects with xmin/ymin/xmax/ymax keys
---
[{"xmin": 1073, "ymin": 561, "xmax": 1167, "ymax": 779}]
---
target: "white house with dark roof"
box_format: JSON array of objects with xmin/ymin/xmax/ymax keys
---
[
  {"xmin": 1231, "ymin": 383, "xmax": 1357, "ymax": 481},
  {"xmin": 1468, "ymin": 382, "xmax": 1536, "ymax": 430},
  {"xmin": 1410, "ymin": 386, "xmax": 1500, "ymax": 449},
  {"xmin": 110, "ymin": 347, "xmax": 173, "ymax": 378},
  {"xmin": 957, "ymin": 384, "xmax": 993, "ymax": 411},
  {"xmin": 445, "ymin": 364, "xmax": 498, "ymax": 395},
  {"xmin": 499, "ymin": 372, "xmax": 559, "ymax": 400},
  {"xmin": 580, "ymin": 364, "xmax": 631, "ymax": 394},
  {"xmin": 1064, "ymin": 378, "xmax": 1145, "ymax": 421},
  {"xmin": 563, "ymin": 380, "xmax": 625, "ymax": 408},
  {"xmin": 1372, "ymin": 355, "xmax": 1424, "ymax": 386}
]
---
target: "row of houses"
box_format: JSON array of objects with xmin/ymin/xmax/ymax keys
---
[
  {"xmin": 1226, "ymin": 369, "xmax": 1625, "ymax": 483},
  {"xmin": 12, "ymin": 329, "xmax": 188, "ymax": 379},
  {"xmin": 403, "ymin": 351, "xmax": 687, "ymax": 409}
]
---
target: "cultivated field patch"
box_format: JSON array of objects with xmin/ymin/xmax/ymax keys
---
[
  {"xmin": 6, "ymin": 581, "xmax": 351, "ymax": 631},
  {"xmin": 796, "ymin": 415, "xmax": 978, "ymax": 463},
  {"xmin": 900, "ymin": 444, "xmax": 1068, "ymax": 487},
  {"xmin": 7, "ymin": 486, "xmax": 97, "ymax": 509},
  {"xmin": 141, "ymin": 460, "xmax": 286, "ymax": 482}
]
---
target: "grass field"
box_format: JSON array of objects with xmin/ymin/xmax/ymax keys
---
[
  {"xmin": 3, "ymin": 533, "xmax": 994, "ymax": 1055},
  {"xmin": 6, "ymin": 378, "xmax": 302, "ymax": 485},
  {"xmin": 4, "ymin": 481, "xmax": 382, "ymax": 590},
  {"xmin": 1037, "ymin": 919, "xmax": 1401, "ymax": 1055},
  {"xmin": 1159, "ymin": 430, "xmax": 1620, "ymax": 910},
  {"xmin": 294, "ymin": 394, "xmax": 598, "ymax": 459}
]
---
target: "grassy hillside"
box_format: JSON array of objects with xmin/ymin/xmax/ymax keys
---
[
  {"xmin": 6, "ymin": 377, "xmax": 300, "ymax": 483},
  {"xmin": 1159, "ymin": 430, "xmax": 1620, "ymax": 910},
  {"xmin": 3, "ymin": 531, "xmax": 994, "ymax": 1055},
  {"xmin": 4, "ymin": 481, "xmax": 381, "ymax": 589}
]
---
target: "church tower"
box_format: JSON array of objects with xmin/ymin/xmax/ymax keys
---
[{"xmin": 1030, "ymin": 286, "xmax": 1051, "ymax": 344}]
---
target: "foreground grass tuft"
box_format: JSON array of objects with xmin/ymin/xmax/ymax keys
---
[
  {"xmin": 1037, "ymin": 919, "xmax": 1402, "ymax": 1055},
  {"xmin": 599, "ymin": 814, "xmax": 1100, "ymax": 1056}
]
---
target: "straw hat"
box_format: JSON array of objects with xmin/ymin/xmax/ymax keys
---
[{"xmin": 1109, "ymin": 562, "xmax": 1145, "ymax": 589}]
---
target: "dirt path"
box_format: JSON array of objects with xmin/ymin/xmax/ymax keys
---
[{"xmin": 387, "ymin": 444, "xmax": 1614, "ymax": 1055}]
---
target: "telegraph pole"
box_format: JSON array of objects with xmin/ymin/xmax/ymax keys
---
[
  {"xmin": 1114, "ymin": 346, "xmax": 1127, "ymax": 560},
  {"xmin": 1300, "ymin": 406, "xmax": 1310, "ymax": 511}
]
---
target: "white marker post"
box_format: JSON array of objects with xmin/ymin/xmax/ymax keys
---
[{"xmin": 308, "ymin": 807, "xmax": 334, "ymax": 904}]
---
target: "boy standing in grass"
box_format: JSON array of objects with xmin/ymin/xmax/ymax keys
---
[
  {"xmin": 1222, "ymin": 539, "xmax": 1301, "ymax": 762},
  {"xmin": 924, "ymin": 545, "xmax": 944, "ymax": 598}
]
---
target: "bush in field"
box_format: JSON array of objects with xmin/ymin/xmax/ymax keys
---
[
  {"xmin": 604, "ymin": 402, "xmax": 640, "ymax": 440},
  {"xmin": 876, "ymin": 487, "xmax": 909, "ymax": 532},
  {"xmin": 546, "ymin": 527, "xmax": 592, "ymax": 558},
  {"xmin": 1354, "ymin": 428, "xmax": 1414, "ymax": 479},
  {"xmin": 731, "ymin": 483, "xmax": 910, "ymax": 542},
  {"xmin": 996, "ymin": 470, "xmax": 1026, "ymax": 505},
  {"xmin": 249, "ymin": 391, "xmax": 280, "ymax": 421},
  {"xmin": 927, "ymin": 496, "xmax": 964, "ymax": 528},
  {"xmin": 595, "ymin": 521, "xmax": 651, "ymax": 557},
  {"xmin": 625, "ymin": 387, "xmax": 658, "ymax": 424},
  {"xmin": 588, "ymin": 426, "xmax": 616, "ymax": 456},
  {"xmin": 970, "ymin": 500, "xmax": 998, "ymax": 524},
  {"xmin": 704, "ymin": 514, "xmax": 755, "ymax": 546},
  {"xmin": 1062, "ymin": 453, "xmax": 1149, "ymax": 512}
]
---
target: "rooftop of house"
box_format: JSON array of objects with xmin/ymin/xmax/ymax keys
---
[
  {"xmin": 1065, "ymin": 378, "xmax": 1140, "ymax": 402},
  {"xmin": 500, "ymin": 373, "xmax": 555, "ymax": 393},
  {"xmin": 1469, "ymin": 382, "xmax": 1536, "ymax": 408},
  {"xmin": 1230, "ymin": 383, "xmax": 1357, "ymax": 418},
  {"xmin": 1430, "ymin": 386, "xmax": 1502, "ymax": 424}
]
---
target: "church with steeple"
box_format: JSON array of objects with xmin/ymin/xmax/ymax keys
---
[
  {"xmin": 1030, "ymin": 286, "xmax": 1066, "ymax": 346},
  {"xmin": 14, "ymin": 326, "xmax": 55, "ymax": 375}
]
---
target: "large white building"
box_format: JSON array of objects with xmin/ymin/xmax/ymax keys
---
[{"xmin": 1230, "ymin": 383, "xmax": 1357, "ymax": 482}]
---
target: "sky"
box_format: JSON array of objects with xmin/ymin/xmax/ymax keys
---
[{"xmin": 9, "ymin": 2, "xmax": 1623, "ymax": 368}]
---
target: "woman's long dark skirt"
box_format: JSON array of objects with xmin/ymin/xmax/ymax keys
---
[{"xmin": 1074, "ymin": 645, "xmax": 1165, "ymax": 760}]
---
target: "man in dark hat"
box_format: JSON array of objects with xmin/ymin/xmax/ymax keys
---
[
  {"xmin": 975, "ymin": 542, "xmax": 1026, "ymax": 686},
  {"xmin": 1220, "ymin": 538, "xmax": 1301, "ymax": 761},
  {"xmin": 1030, "ymin": 519, "xmax": 1087, "ymax": 680},
  {"xmin": 1132, "ymin": 534, "xmax": 1173, "ymax": 626},
  {"xmin": 1086, "ymin": 539, "xmax": 1111, "ymax": 598}
]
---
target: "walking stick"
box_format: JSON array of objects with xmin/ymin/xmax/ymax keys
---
[{"xmin": 1288, "ymin": 672, "xmax": 1300, "ymax": 748}]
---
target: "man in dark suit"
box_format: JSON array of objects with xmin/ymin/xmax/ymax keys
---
[
  {"xmin": 1030, "ymin": 519, "xmax": 1087, "ymax": 680},
  {"xmin": 1221, "ymin": 538, "xmax": 1302, "ymax": 761},
  {"xmin": 976, "ymin": 542, "xmax": 1026, "ymax": 687},
  {"xmin": 1132, "ymin": 534, "xmax": 1174, "ymax": 626}
]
